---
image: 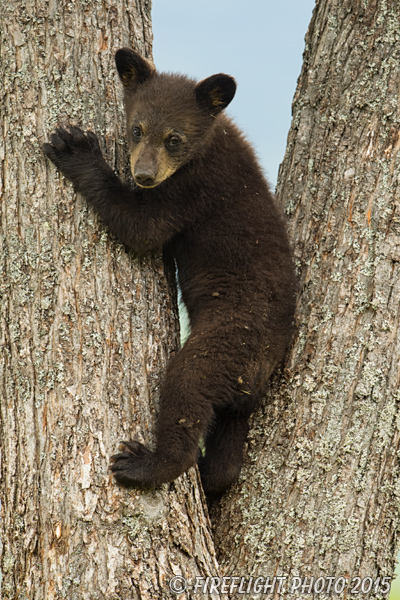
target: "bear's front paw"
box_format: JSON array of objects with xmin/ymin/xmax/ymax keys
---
[
  {"xmin": 110, "ymin": 440, "xmax": 159, "ymax": 489},
  {"xmin": 43, "ymin": 126, "xmax": 105, "ymax": 187}
]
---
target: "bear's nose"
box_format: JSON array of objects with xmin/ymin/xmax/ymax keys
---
[{"xmin": 135, "ymin": 170, "xmax": 156, "ymax": 188}]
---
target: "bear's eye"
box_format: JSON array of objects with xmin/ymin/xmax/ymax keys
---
[
  {"xmin": 132, "ymin": 127, "xmax": 142, "ymax": 141},
  {"xmin": 165, "ymin": 135, "xmax": 182, "ymax": 150}
]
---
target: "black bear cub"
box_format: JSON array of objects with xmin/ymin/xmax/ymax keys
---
[{"xmin": 44, "ymin": 48, "xmax": 296, "ymax": 496}]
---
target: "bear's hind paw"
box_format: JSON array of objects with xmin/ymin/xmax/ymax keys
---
[{"xmin": 110, "ymin": 440, "xmax": 158, "ymax": 489}]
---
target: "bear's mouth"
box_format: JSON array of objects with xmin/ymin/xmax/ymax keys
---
[{"xmin": 134, "ymin": 177, "xmax": 162, "ymax": 189}]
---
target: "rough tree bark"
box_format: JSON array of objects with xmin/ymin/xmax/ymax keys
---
[
  {"xmin": 0, "ymin": 2, "xmax": 219, "ymax": 599},
  {"xmin": 214, "ymin": 1, "xmax": 400, "ymax": 598}
]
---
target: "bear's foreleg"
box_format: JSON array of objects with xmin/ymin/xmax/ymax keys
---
[{"xmin": 44, "ymin": 126, "xmax": 184, "ymax": 253}]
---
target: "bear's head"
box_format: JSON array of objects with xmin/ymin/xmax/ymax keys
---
[{"xmin": 115, "ymin": 48, "xmax": 236, "ymax": 188}]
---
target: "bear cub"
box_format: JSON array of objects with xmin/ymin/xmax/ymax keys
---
[{"xmin": 44, "ymin": 48, "xmax": 296, "ymax": 496}]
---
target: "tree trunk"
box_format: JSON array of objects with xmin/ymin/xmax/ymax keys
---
[
  {"xmin": 214, "ymin": 0, "xmax": 400, "ymax": 597},
  {"xmin": 0, "ymin": 2, "xmax": 218, "ymax": 598}
]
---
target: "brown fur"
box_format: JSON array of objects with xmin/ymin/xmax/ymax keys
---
[{"xmin": 43, "ymin": 48, "xmax": 296, "ymax": 496}]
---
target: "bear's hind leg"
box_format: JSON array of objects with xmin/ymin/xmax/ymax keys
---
[
  {"xmin": 111, "ymin": 342, "xmax": 215, "ymax": 489},
  {"xmin": 198, "ymin": 406, "xmax": 252, "ymax": 496}
]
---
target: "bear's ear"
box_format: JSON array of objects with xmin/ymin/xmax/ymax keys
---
[
  {"xmin": 195, "ymin": 74, "xmax": 236, "ymax": 116},
  {"xmin": 115, "ymin": 48, "xmax": 155, "ymax": 89}
]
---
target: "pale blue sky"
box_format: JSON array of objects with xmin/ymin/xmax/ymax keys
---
[{"xmin": 152, "ymin": 1, "xmax": 315, "ymax": 187}]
